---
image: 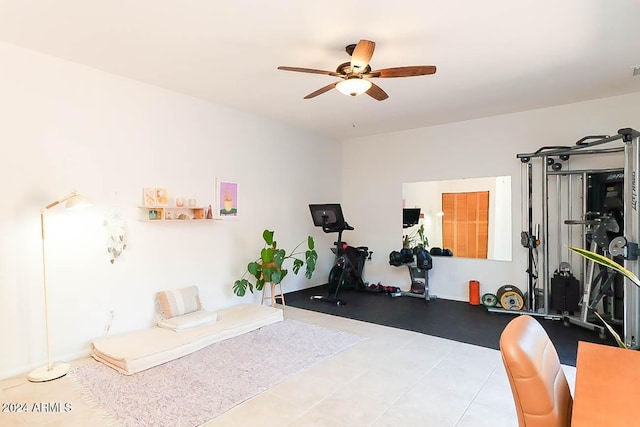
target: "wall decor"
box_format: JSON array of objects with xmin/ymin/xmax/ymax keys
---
[
  {"xmin": 144, "ymin": 187, "xmax": 169, "ymax": 207},
  {"xmin": 155, "ymin": 188, "xmax": 168, "ymax": 206},
  {"xmin": 104, "ymin": 208, "xmax": 127, "ymax": 264},
  {"xmin": 217, "ymin": 180, "xmax": 238, "ymax": 218},
  {"xmin": 143, "ymin": 188, "xmax": 156, "ymax": 206}
]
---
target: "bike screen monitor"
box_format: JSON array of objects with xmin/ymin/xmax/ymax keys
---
[
  {"xmin": 309, "ymin": 204, "xmax": 346, "ymax": 232},
  {"xmin": 403, "ymin": 208, "xmax": 421, "ymax": 229}
]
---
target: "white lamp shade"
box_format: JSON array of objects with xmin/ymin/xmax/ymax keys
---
[
  {"xmin": 336, "ymin": 78, "xmax": 372, "ymax": 97},
  {"xmin": 65, "ymin": 194, "xmax": 92, "ymax": 210}
]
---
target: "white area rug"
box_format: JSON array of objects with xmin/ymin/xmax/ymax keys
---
[{"xmin": 71, "ymin": 319, "xmax": 364, "ymax": 427}]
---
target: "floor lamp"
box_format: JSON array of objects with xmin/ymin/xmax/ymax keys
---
[{"xmin": 28, "ymin": 192, "xmax": 92, "ymax": 382}]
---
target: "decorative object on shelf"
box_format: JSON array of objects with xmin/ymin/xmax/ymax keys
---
[
  {"xmin": 104, "ymin": 208, "xmax": 127, "ymax": 264},
  {"xmin": 139, "ymin": 188, "xmax": 214, "ymax": 222},
  {"xmin": 143, "ymin": 188, "xmax": 156, "ymax": 206},
  {"xmin": 155, "ymin": 188, "xmax": 168, "ymax": 206},
  {"xmin": 233, "ymin": 229, "xmax": 318, "ymax": 297},
  {"xmin": 29, "ymin": 191, "xmax": 92, "ymax": 382},
  {"xmin": 217, "ymin": 180, "xmax": 238, "ymax": 218},
  {"xmin": 139, "ymin": 205, "xmax": 211, "ymax": 222},
  {"xmin": 144, "ymin": 187, "xmax": 169, "ymax": 206}
]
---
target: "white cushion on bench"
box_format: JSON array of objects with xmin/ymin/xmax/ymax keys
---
[
  {"xmin": 91, "ymin": 303, "xmax": 283, "ymax": 375},
  {"xmin": 157, "ymin": 309, "xmax": 218, "ymax": 331},
  {"xmin": 155, "ymin": 285, "xmax": 202, "ymax": 319}
]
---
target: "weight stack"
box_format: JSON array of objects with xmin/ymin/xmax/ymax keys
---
[{"xmin": 550, "ymin": 272, "xmax": 580, "ymax": 314}]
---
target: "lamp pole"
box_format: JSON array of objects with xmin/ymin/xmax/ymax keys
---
[{"xmin": 28, "ymin": 193, "xmax": 90, "ymax": 382}]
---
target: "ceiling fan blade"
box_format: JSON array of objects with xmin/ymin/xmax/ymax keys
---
[
  {"xmin": 365, "ymin": 65, "xmax": 437, "ymax": 78},
  {"xmin": 366, "ymin": 82, "xmax": 389, "ymax": 101},
  {"xmin": 303, "ymin": 82, "xmax": 339, "ymax": 99},
  {"xmin": 351, "ymin": 40, "xmax": 376, "ymax": 73},
  {"xmin": 278, "ymin": 66, "xmax": 342, "ymax": 77}
]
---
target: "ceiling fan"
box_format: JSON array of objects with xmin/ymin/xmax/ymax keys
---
[{"xmin": 277, "ymin": 39, "xmax": 436, "ymax": 101}]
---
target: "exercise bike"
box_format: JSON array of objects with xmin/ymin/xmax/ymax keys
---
[{"xmin": 309, "ymin": 203, "xmax": 371, "ymax": 306}]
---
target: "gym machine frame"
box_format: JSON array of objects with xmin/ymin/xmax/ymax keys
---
[
  {"xmin": 486, "ymin": 157, "xmax": 564, "ymax": 322},
  {"xmin": 503, "ymin": 128, "xmax": 640, "ymax": 349}
]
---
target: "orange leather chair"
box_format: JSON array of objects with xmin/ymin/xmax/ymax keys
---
[{"xmin": 499, "ymin": 315, "xmax": 572, "ymax": 427}]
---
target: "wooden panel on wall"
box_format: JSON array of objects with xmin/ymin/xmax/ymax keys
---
[{"xmin": 442, "ymin": 191, "xmax": 489, "ymax": 258}]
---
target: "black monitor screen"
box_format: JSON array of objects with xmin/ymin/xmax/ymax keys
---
[
  {"xmin": 309, "ymin": 204, "xmax": 345, "ymax": 227},
  {"xmin": 403, "ymin": 208, "xmax": 421, "ymax": 228}
]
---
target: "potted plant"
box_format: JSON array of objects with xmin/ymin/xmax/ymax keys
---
[
  {"xmin": 233, "ymin": 229, "xmax": 318, "ymax": 297},
  {"xmin": 404, "ymin": 223, "xmax": 429, "ymax": 252}
]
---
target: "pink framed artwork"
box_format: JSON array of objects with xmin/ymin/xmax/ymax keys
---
[{"xmin": 217, "ymin": 180, "xmax": 238, "ymax": 218}]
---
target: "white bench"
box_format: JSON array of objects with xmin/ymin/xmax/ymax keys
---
[{"xmin": 91, "ymin": 303, "xmax": 283, "ymax": 375}]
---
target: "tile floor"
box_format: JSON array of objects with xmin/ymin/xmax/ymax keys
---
[{"xmin": 0, "ymin": 306, "xmax": 576, "ymax": 426}]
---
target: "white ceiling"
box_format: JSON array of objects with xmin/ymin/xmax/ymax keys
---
[{"xmin": 0, "ymin": 1, "xmax": 639, "ymax": 140}]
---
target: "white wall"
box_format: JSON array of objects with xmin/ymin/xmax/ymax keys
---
[
  {"xmin": 341, "ymin": 92, "xmax": 640, "ymax": 302},
  {"xmin": 2, "ymin": 38, "xmax": 639, "ymax": 380},
  {"xmin": 0, "ymin": 42, "xmax": 341, "ymax": 379}
]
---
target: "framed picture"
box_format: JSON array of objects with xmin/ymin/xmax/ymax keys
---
[
  {"xmin": 143, "ymin": 188, "xmax": 157, "ymax": 206},
  {"xmin": 155, "ymin": 188, "xmax": 168, "ymax": 206},
  {"xmin": 217, "ymin": 180, "xmax": 238, "ymax": 218}
]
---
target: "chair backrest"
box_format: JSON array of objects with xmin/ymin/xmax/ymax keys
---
[{"xmin": 499, "ymin": 315, "xmax": 572, "ymax": 427}]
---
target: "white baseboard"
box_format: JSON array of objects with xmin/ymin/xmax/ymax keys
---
[{"xmin": 0, "ymin": 349, "xmax": 91, "ymax": 381}]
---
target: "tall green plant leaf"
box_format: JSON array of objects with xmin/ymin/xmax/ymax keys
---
[
  {"xmin": 261, "ymin": 247, "xmax": 274, "ymax": 263},
  {"xmin": 271, "ymin": 269, "xmax": 283, "ymax": 284},
  {"xmin": 233, "ymin": 279, "xmax": 248, "ymax": 296},
  {"xmin": 274, "ymin": 249, "xmax": 286, "ymax": 267},
  {"xmin": 263, "ymin": 230, "xmax": 274, "ymax": 245},
  {"xmin": 248, "ymin": 261, "xmax": 261, "ymax": 279},
  {"xmin": 593, "ymin": 311, "xmax": 627, "ymax": 349},
  {"xmin": 567, "ymin": 245, "xmax": 639, "ymax": 348},
  {"xmin": 568, "ymin": 246, "xmax": 640, "ymax": 287},
  {"xmin": 262, "ymin": 266, "xmax": 273, "ymax": 282}
]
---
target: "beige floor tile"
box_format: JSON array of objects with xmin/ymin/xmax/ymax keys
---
[
  {"xmin": 371, "ymin": 387, "xmax": 472, "ymax": 427},
  {"xmin": 293, "ymin": 392, "xmax": 389, "ymax": 427},
  {"xmin": 456, "ymin": 401, "xmax": 518, "ymax": 427},
  {"xmin": 471, "ymin": 368, "xmax": 518, "ymax": 417},
  {"xmin": 0, "ymin": 305, "xmax": 523, "ymax": 427},
  {"xmin": 202, "ymin": 389, "xmax": 296, "ymax": 427}
]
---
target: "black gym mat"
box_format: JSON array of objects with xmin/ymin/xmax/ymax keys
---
[{"xmin": 285, "ymin": 284, "xmax": 619, "ymax": 367}]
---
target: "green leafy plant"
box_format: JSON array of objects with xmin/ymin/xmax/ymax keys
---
[
  {"xmin": 567, "ymin": 245, "xmax": 639, "ymax": 348},
  {"xmin": 233, "ymin": 229, "xmax": 318, "ymax": 297},
  {"xmin": 404, "ymin": 223, "xmax": 429, "ymax": 250}
]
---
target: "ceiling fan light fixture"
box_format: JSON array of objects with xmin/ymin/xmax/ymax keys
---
[{"xmin": 336, "ymin": 78, "xmax": 372, "ymax": 97}]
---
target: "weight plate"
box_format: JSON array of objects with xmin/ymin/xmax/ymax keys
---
[
  {"xmin": 481, "ymin": 293, "xmax": 498, "ymax": 307},
  {"xmin": 496, "ymin": 285, "xmax": 525, "ymax": 301},
  {"xmin": 500, "ymin": 291, "xmax": 524, "ymax": 311}
]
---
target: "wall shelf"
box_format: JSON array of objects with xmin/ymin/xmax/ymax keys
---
[{"xmin": 138, "ymin": 206, "xmax": 218, "ymax": 222}]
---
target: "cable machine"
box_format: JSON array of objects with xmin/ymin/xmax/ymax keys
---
[{"xmin": 496, "ymin": 128, "xmax": 640, "ymax": 348}]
